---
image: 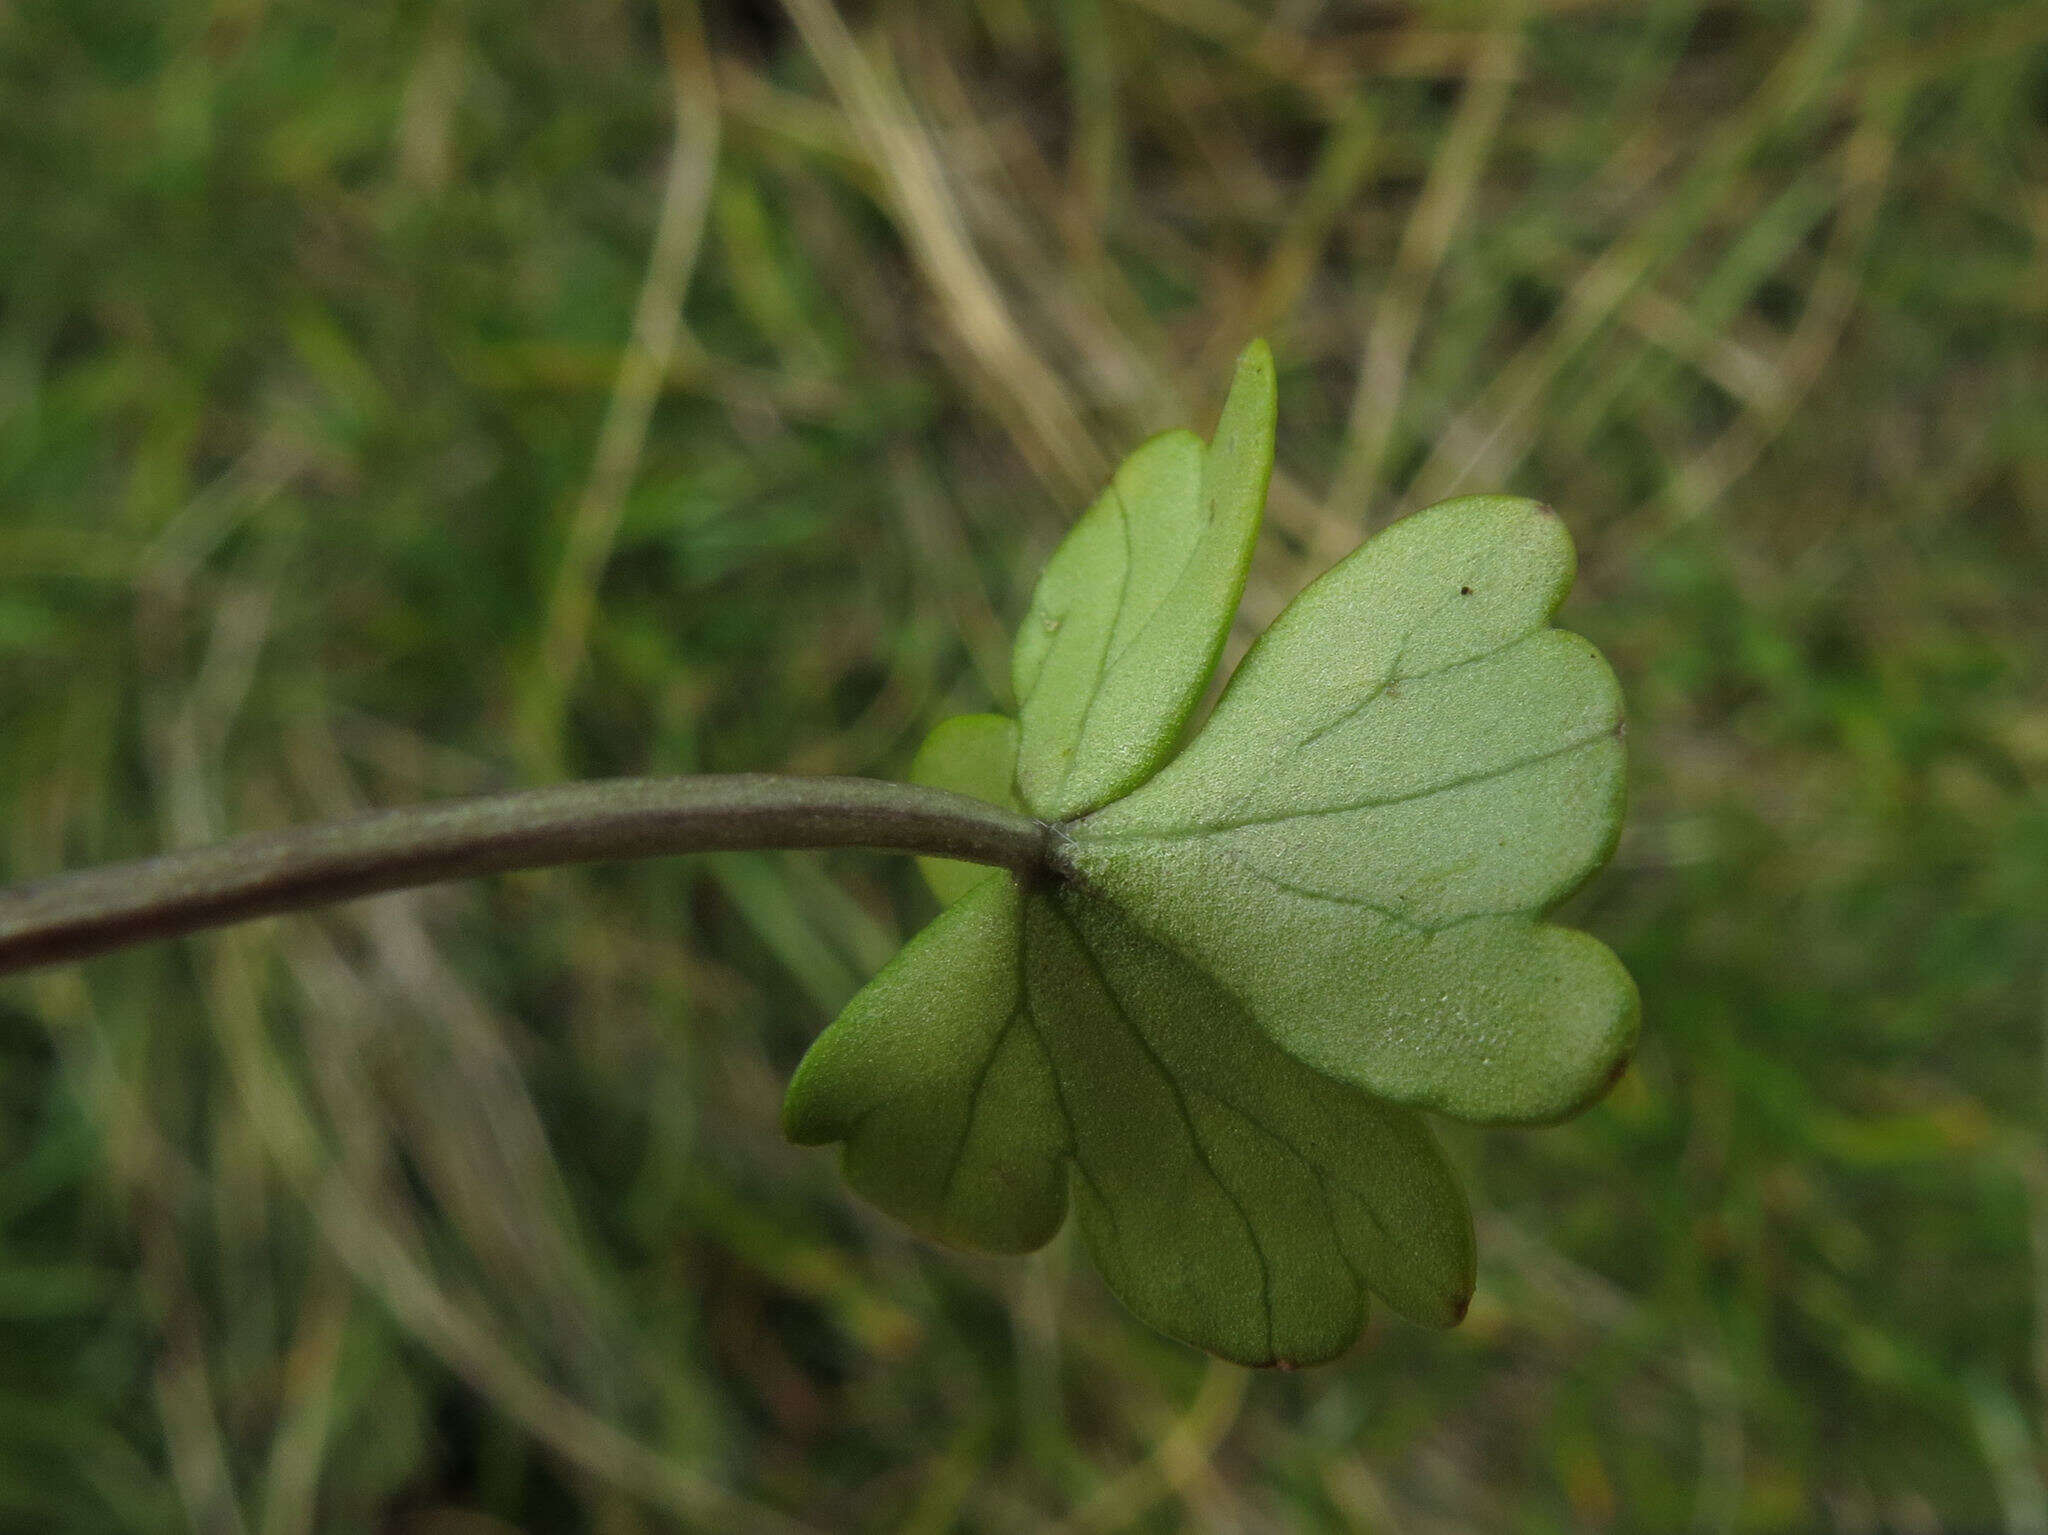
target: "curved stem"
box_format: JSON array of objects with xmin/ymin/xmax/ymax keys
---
[{"xmin": 0, "ymin": 775, "xmax": 1053, "ymax": 977}]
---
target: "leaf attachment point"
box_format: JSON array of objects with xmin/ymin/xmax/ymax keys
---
[{"xmin": 788, "ymin": 342, "xmax": 1636, "ymax": 1363}]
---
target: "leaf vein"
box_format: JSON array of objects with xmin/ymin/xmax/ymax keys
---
[
  {"xmin": 1014, "ymin": 919, "xmax": 1107, "ymax": 1242},
  {"xmin": 1047, "ymin": 482, "xmax": 1139, "ymax": 807},
  {"xmin": 936, "ymin": 1003, "xmax": 1028, "ymax": 1218},
  {"xmin": 1092, "ymin": 728, "xmax": 1611, "ymax": 841},
  {"xmin": 1203, "ymin": 844, "xmax": 1540, "ymax": 934},
  {"xmin": 1193, "ymin": 605, "xmax": 1546, "ymax": 827},
  {"xmin": 1166, "ymin": 1017, "xmax": 1431, "ymax": 1294},
  {"xmin": 1294, "ymin": 621, "xmax": 1547, "ymax": 754},
  {"xmin": 1103, "ymin": 467, "xmax": 1212, "ymax": 677},
  {"xmin": 1054, "ymin": 901, "xmax": 1278, "ymax": 1363}
]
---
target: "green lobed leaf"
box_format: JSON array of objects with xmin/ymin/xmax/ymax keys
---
[
  {"xmin": 1010, "ymin": 339, "xmax": 1275, "ymax": 821},
  {"xmin": 784, "ymin": 876, "xmax": 1474, "ymax": 1366},
  {"xmin": 783, "ymin": 877, "xmax": 1070, "ymax": 1256},
  {"xmin": 1070, "ymin": 496, "xmax": 1638, "ymax": 1124},
  {"xmin": 909, "ymin": 712, "xmax": 1023, "ymax": 904},
  {"xmin": 789, "ymin": 348, "xmax": 1636, "ymax": 1362}
]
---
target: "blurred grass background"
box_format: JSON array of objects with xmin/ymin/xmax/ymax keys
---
[{"xmin": 3, "ymin": 0, "xmax": 2047, "ymax": 1528}]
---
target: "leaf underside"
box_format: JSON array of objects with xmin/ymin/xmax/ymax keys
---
[
  {"xmin": 1011, "ymin": 339, "xmax": 1275, "ymax": 821},
  {"xmin": 909, "ymin": 712, "xmax": 1022, "ymax": 904},
  {"xmin": 783, "ymin": 875, "xmax": 1475, "ymax": 1368},
  {"xmin": 786, "ymin": 340, "xmax": 1636, "ymax": 1363},
  {"xmin": 1074, "ymin": 495, "xmax": 1637, "ymax": 1125}
]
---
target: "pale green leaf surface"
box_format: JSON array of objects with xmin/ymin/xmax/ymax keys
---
[
  {"xmin": 783, "ymin": 876, "xmax": 1069, "ymax": 1255},
  {"xmin": 1011, "ymin": 339, "xmax": 1276, "ymax": 820},
  {"xmin": 785, "ymin": 876, "xmax": 1473, "ymax": 1365},
  {"xmin": 790, "ymin": 361, "xmax": 1636, "ymax": 1361},
  {"xmin": 1070, "ymin": 496, "xmax": 1637, "ymax": 1123},
  {"xmin": 909, "ymin": 713, "xmax": 1022, "ymax": 904}
]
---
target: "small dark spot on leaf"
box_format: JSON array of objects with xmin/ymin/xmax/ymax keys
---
[{"xmin": 1459, "ymin": 586, "xmax": 1472, "ymax": 596}]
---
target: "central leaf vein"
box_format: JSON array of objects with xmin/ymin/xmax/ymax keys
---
[
  {"xmin": 1091, "ymin": 728, "xmax": 1613, "ymax": 841},
  {"xmin": 1046, "ymin": 484, "xmax": 1138, "ymax": 807},
  {"xmin": 1014, "ymin": 931, "xmax": 1111, "ymax": 1242},
  {"xmin": 938, "ymin": 1003, "xmax": 1028, "ymax": 1215},
  {"xmin": 1056, "ymin": 902, "xmax": 1278, "ymax": 1361}
]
